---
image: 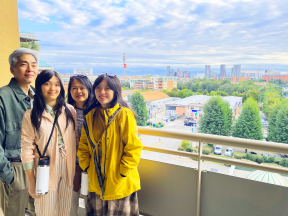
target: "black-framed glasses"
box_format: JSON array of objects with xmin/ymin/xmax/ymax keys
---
[
  {"xmin": 98, "ymin": 73, "xmax": 117, "ymax": 77},
  {"xmin": 70, "ymin": 74, "xmax": 88, "ymax": 79}
]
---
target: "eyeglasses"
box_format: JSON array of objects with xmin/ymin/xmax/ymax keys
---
[
  {"xmin": 70, "ymin": 74, "xmax": 88, "ymax": 79},
  {"xmin": 98, "ymin": 73, "xmax": 117, "ymax": 77}
]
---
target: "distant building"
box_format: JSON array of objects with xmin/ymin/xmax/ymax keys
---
[
  {"xmin": 90, "ymin": 68, "xmax": 93, "ymax": 76},
  {"xmin": 165, "ymin": 95, "xmax": 243, "ymax": 120},
  {"xmin": 265, "ymin": 69, "xmax": 275, "ymax": 74},
  {"xmin": 129, "ymin": 76, "xmax": 177, "ymax": 91},
  {"xmin": 205, "ymin": 65, "xmax": 211, "ymax": 78},
  {"xmin": 171, "ymin": 69, "xmax": 175, "ymax": 76},
  {"xmin": 220, "ymin": 64, "xmax": 226, "ymax": 76},
  {"xmin": 166, "ymin": 66, "xmax": 171, "ymax": 76},
  {"xmin": 262, "ymin": 75, "xmax": 288, "ymax": 82},
  {"xmin": 38, "ymin": 60, "xmax": 54, "ymax": 73},
  {"xmin": 232, "ymin": 65, "xmax": 241, "ymax": 76},
  {"xmin": 177, "ymin": 68, "xmax": 182, "ymax": 78},
  {"xmin": 122, "ymin": 90, "xmax": 178, "ymax": 117},
  {"xmin": 195, "ymin": 73, "xmax": 205, "ymax": 79}
]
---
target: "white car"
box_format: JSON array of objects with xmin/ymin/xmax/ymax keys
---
[
  {"xmin": 162, "ymin": 117, "xmax": 169, "ymax": 121},
  {"xmin": 224, "ymin": 148, "xmax": 233, "ymax": 157},
  {"xmin": 214, "ymin": 145, "xmax": 222, "ymax": 155}
]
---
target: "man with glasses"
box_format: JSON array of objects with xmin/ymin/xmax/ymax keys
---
[{"xmin": 0, "ymin": 48, "xmax": 38, "ymax": 216}]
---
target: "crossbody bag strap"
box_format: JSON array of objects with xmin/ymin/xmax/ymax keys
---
[
  {"xmin": 92, "ymin": 106, "xmax": 123, "ymax": 154},
  {"xmin": 36, "ymin": 109, "xmax": 60, "ymax": 161}
]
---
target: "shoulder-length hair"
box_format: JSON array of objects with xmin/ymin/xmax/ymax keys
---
[
  {"xmin": 31, "ymin": 70, "xmax": 75, "ymax": 133},
  {"xmin": 90, "ymin": 74, "xmax": 137, "ymax": 119},
  {"xmin": 67, "ymin": 75, "xmax": 94, "ymax": 108}
]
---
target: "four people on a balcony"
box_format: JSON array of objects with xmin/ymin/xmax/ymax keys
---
[{"xmin": 0, "ymin": 48, "xmax": 143, "ymax": 216}]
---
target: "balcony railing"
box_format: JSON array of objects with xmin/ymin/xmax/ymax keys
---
[{"xmin": 136, "ymin": 127, "xmax": 288, "ymax": 216}]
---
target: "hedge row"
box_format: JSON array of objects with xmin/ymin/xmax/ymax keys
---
[
  {"xmin": 177, "ymin": 147, "xmax": 197, "ymax": 153},
  {"xmin": 233, "ymin": 152, "xmax": 288, "ymax": 167},
  {"xmin": 202, "ymin": 146, "xmax": 212, "ymax": 155}
]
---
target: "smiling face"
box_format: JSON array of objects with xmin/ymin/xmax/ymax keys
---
[
  {"xmin": 41, "ymin": 75, "xmax": 61, "ymax": 107},
  {"xmin": 70, "ymin": 78, "xmax": 89, "ymax": 107},
  {"xmin": 10, "ymin": 54, "xmax": 38, "ymax": 86},
  {"xmin": 94, "ymin": 79, "xmax": 114, "ymax": 109}
]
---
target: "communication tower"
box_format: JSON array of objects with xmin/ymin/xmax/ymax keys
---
[{"xmin": 123, "ymin": 53, "xmax": 126, "ymax": 77}]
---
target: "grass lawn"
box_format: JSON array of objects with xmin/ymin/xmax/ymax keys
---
[{"xmin": 208, "ymin": 153, "xmax": 231, "ymax": 159}]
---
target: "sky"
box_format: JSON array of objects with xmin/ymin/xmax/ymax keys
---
[{"xmin": 18, "ymin": 0, "xmax": 288, "ymax": 76}]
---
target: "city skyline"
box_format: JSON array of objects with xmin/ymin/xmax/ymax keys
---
[{"xmin": 18, "ymin": 0, "xmax": 288, "ymax": 75}]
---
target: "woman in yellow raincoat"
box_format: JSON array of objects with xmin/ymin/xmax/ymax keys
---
[{"xmin": 77, "ymin": 73, "xmax": 143, "ymax": 216}]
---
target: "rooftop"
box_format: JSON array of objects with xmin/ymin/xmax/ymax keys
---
[
  {"xmin": 122, "ymin": 90, "xmax": 169, "ymax": 102},
  {"xmin": 39, "ymin": 59, "xmax": 51, "ymax": 67}
]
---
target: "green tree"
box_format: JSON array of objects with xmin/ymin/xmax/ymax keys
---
[
  {"xmin": 180, "ymin": 140, "xmax": 190, "ymax": 150},
  {"xmin": 232, "ymin": 97, "xmax": 263, "ymax": 150},
  {"xmin": 216, "ymin": 91, "xmax": 229, "ymax": 96},
  {"xmin": 198, "ymin": 96, "xmax": 232, "ymax": 136},
  {"xmin": 181, "ymin": 89, "xmax": 193, "ymax": 98},
  {"xmin": 221, "ymin": 79, "xmax": 231, "ymax": 85},
  {"xmin": 245, "ymin": 90, "xmax": 258, "ymax": 102},
  {"xmin": 162, "ymin": 89, "xmax": 168, "ymax": 94},
  {"xmin": 209, "ymin": 91, "xmax": 217, "ymax": 96},
  {"xmin": 129, "ymin": 91, "xmax": 148, "ymax": 126},
  {"xmin": 232, "ymin": 91, "xmax": 246, "ymax": 102},
  {"xmin": 20, "ymin": 41, "xmax": 40, "ymax": 51},
  {"xmin": 267, "ymin": 102, "xmax": 288, "ymax": 143},
  {"xmin": 262, "ymin": 92, "xmax": 281, "ymax": 117},
  {"xmin": 121, "ymin": 81, "xmax": 130, "ymax": 88}
]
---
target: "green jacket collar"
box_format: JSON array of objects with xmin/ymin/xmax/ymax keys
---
[{"xmin": 8, "ymin": 78, "xmax": 35, "ymax": 102}]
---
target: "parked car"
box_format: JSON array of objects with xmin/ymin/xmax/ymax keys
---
[
  {"xmin": 279, "ymin": 154, "xmax": 288, "ymax": 158},
  {"xmin": 184, "ymin": 121, "xmax": 195, "ymax": 126},
  {"xmin": 224, "ymin": 148, "xmax": 233, "ymax": 157},
  {"xmin": 162, "ymin": 117, "xmax": 169, "ymax": 121},
  {"xmin": 214, "ymin": 145, "xmax": 222, "ymax": 155},
  {"xmin": 261, "ymin": 153, "xmax": 270, "ymax": 157},
  {"xmin": 274, "ymin": 155, "xmax": 281, "ymax": 158},
  {"xmin": 184, "ymin": 117, "xmax": 194, "ymax": 123},
  {"xmin": 250, "ymin": 151, "xmax": 257, "ymax": 155},
  {"xmin": 170, "ymin": 116, "xmax": 176, "ymax": 121}
]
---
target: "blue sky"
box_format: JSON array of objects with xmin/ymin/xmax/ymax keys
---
[{"xmin": 18, "ymin": 0, "xmax": 288, "ymax": 76}]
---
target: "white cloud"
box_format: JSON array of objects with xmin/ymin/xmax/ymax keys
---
[{"xmin": 18, "ymin": 0, "xmax": 288, "ymax": 72}]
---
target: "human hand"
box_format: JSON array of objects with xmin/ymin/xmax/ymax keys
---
[{"xmin": 28, "ymin": 182, "xmax": 42, "ymax": 199}]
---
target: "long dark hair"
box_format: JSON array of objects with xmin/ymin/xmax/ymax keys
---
[
  {"xmin": 91, "ymin": 74, "xmax": 137, "ymax": 119},
  {"xmin": 31, "ymin": 70, "xmax": 75, "ymax": 133},
  {"xmin": 67, "ymin": 75, "xmax": 93, "ymax": 108}
]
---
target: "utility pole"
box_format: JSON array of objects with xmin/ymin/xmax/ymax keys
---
[
  {"xmin": 185, "ymin": 64, "xmax": 189, "ymax": 78},
  {"xmin": 123, "ymin": 53, "xmax": 126, "ymax": 77}
]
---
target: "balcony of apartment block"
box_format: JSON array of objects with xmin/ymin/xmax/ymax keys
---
[
  {"xmin": 136, "ymin": 128, "xmax": 287, "ymax": 216},
  {"xmin": 78, "ymin": 128, "xmax": 288, "ymax": 216}
]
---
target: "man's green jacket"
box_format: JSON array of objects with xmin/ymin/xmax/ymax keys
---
[{"xmin": 0, "ymin": 78, "xmax": 34, "ymax": 185}]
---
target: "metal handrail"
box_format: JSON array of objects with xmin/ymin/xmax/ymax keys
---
[
  {"xmin": 138, "ymin": 127, "xmax": 288, "ymax": 154},
  {"xmin": 138, "ymin": 126, "xmax": 288, "ymax": 216}
]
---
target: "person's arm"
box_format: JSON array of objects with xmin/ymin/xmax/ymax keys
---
[
  {"xmin": 0, "ymin": 103, "xmax": 14, "ymax": 185},
  {"xmin": 119, "ymin": 110, "xmax": 143, "ymax": 177},
  {"xmin": 77, "ymin": 123, "xmax": 91, "ymax": 172},
  {"xmin": 70, "ymin": 105, "xmax": 79, "ymax": 161},
  {"xmin": 24, "ymin": 169, "xmax": 41, "ymax": 199},
  {"xmin": 20, "ymin": 110, "xmax": 40, "ymax": 199}
]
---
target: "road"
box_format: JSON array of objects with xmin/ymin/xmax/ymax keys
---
[{"xmin": 139, "ymin": 115, "xmax": 287, "ymax": 182}]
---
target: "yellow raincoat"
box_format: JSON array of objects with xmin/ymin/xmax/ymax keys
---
[{"xmin": 77, "ymin": 103, "xmax": 143, "ymax": 200}]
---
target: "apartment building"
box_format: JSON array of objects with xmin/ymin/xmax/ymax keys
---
[{"xmin": 129, "ymin": 76, "xmax": 177, "ymax": 91}]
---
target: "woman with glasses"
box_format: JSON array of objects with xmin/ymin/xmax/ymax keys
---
[
  {"xmin": 67, "ymin": 74, "xmax": 93, "ymax": 216},
  {"xmin": 77, "ymin": 73, "xmax": 143, "ymax": 216}
]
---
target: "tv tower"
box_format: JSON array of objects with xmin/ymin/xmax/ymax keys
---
[{"xmin": 123, "ymin": 53, "xmax": 127, "ymax": 77}]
